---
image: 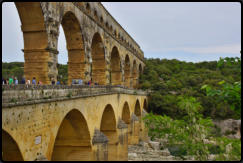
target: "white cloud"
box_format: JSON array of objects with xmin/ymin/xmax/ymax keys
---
[{"xmin": 179, "ymin": 44, "xmax": 241, "ymax": 54}]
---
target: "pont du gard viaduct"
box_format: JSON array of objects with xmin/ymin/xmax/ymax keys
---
[{"xmin": 2, "ymin": 2, "xmax": 149, "ymax": 161}]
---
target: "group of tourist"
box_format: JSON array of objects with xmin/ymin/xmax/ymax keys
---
[
  {"xmin": 3, "ymin": 76, "xmax": 102, "ymax": 86},
  {"xmin": 2, "ymin": 76, "xmax": 42, "ymax": 85}
]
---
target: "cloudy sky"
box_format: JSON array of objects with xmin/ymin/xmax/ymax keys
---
[{"xmin": 2, "ymin": 2, "xmax": 241, "ymax": 63}]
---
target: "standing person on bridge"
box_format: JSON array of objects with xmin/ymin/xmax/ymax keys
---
[
  {"xmin": 9, "ymin": 76, "xmax": 14, "ymax": 85},
  {"xmin": 32, "ymin": 77, "xmax": 36, "ymax": 85},
  {"xmin": 14, "ymin": 77, "xmax": 18, "ymax": 85},
  {"xmin": 21, "ymin": 76, "xmax": 26, "ymax": 84},
  {"xmin": 2, "ymin": 78, "xmax": 6, "ymax": 85},
  {"xmin": 26, "ymin": 79, "xmax": 31, "ymax": 85},
  {"xmin": 51, "ymin": 78, "xmax": 55, "ymax": 85}
]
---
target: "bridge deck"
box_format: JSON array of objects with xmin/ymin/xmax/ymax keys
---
[{"xmin": 2, "ymin": 85, "xmax": 148, "ymax": 108}]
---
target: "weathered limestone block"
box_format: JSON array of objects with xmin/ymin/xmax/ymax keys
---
[
  {"xmin": 139, "ymin": 110, "xmax": 149, "ymax": 142},
  {"xmin": 92, "ymin": 129, "xmax": 109, "ymax": 161},
  {"xmin": 213, "ymin": 119, "xmax": 241, "ymax": 139},
  {"xmin": 129, "ymin": 114, "xmax": 140, "ymax": 145},
  {"xmin": 148, "ymin": 141, "xmax": 160, "ymax": 151},
  {"xmin": 117, "ymin": 119, "xmax": 128, "ymax": 161}
]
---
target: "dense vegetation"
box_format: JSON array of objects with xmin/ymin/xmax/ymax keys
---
[
  {"xmin": 139, "ymin": 57, "xmax": 241, "ymax": 120},
  {"xmin": 141, "ymin": 57, "xmax": 241, "ymax": 161}
]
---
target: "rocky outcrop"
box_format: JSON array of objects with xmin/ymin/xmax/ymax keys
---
[
  {"xmin": 213, "ymin": 119, "xmax": 241, "ymax": 139},
  {"xmin": 128, "ymin": 140, "xmax": 181, "ymax": 161}
]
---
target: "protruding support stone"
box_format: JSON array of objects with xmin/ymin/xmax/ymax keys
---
[
  {"xmin": 92, "ymin": 129, "xmax": 108, "ymax": 161},
  {"xmin": 35, "ymin": 155, "xmax": 49, "ymax": 161},
  {"xmin": 129, "ymin": 114, "xmax": 140, "ymax": 145},
  {"xmin": 117, "ymin": 119, "xmax": 128, "ymax": 161}
]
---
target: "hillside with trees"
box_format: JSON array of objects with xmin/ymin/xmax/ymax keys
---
[{"xmin": 139, "ymin": 57, "xmax": 241, "ymax": 120}]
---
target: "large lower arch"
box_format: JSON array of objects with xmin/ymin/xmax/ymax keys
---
[
  {"xmin": 124, "ymin": 55, "xmax": 131, "ymax": 88},
  {"xmin": 91, "ymin": 32, "xmax": 106, "ymax": 85},
  {"xmin": 132, "ymin": 60, "xmax": 138, "ymax": 88},
  {"xmin": 2, "ymin": 130, "xmax": 24, "ymax": 161},
  {"xmin": 60, "ymin": 11, "xmax": 85, "ymax": 85},
  {"xmin": 139, "ymin": 63, "xmax": 142, "ymax": 75},
  {"xmin": 134, "ymin": 99, "xmax": 141, "ymax": 118},
  {"xmin": 122, "ymin": 102, "xmax": 131, "ymax": 124},
  {"xmin": 15, "ymin": 2, "xmax": 50, "ymax": 84},
  {"xmin": 100, "ymin": 104, "xmax": 118, "ymax": 161},
  {"xmin": 110, "ymin": 46, "xmax": 122, "ymax": 86},
  {"xmin": 143, "ymin": 99, "xmax": 148, "ymax": 112},
  {"xmin": 51, "ymin": 109, "xmax": 92, "ymax": 161}
]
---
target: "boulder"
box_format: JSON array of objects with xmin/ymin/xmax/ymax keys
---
[
  {"xmin": 128, "ymin": 152, "xmax": 137, "ymax": 158},
  {"xmin": 213, "ymin": 119, "xmax": 241, "ymax": 139},
  {"xmin": 148, "ymin": 141, "xmax": 160, "ymax": 150},
  {"xmin": 208, "ymin": 154, "xmax": 216, "ymax": 161},
  {"xmin": 160, "ymin": 148, "xmax": 170, "ymax": 156},
  {"xmin": 226, "ymin": 143, "xmax": 232, "ymax": 153},
  {"xmin": 203, "ymin": 139, "xmax": 216, "ymax": 145}
]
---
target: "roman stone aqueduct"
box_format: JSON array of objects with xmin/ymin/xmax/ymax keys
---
[
  {"xmin": 14, "ymin": 2, "xmax": 145, "ymax": 88},
  {"xmin": 2, "ymin": 2, "xmax": 149, "ymax": 161}
]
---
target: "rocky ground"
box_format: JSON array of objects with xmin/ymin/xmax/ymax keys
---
[
  {"xmin": 128, "ymin": 139, "xmax": 184, "ymax": 161},
  {"xmin": 128, "ymin": 139, "xmax": 220, "ymax": 161},
  {"xmin": 128, "ymin": 119, "xmax": 241, "ymax": 161}
]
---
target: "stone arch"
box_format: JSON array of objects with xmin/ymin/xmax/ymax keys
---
[
  {"xmin": 93, "ymin": 8, "xmax": 98, "ymax": 20},
  {"xmin": 139, "ymin": 63, "xmax": 142, "ymax": 75},
  {"xmin": 143, "ymin": 99, "xmax": 148, "ymax": 112},
  {"xmin": 59, "ymin": 11, "xmax": 85, "ymax": 85},
  {"xmin": 110, "ymin": 46, "xmax": 122, "ymax": 85},
  {"xmin": 124, "ymin": 55, "xmax": 131, "ymax": 88},
  {"xmin": 105, "ymin": 21, "xmax": 109, "ymax": 28},
  {"xmin": 86, "ymin": 2, "xmax": 91, "ymax": 13},
  {"xmin": 51, "ymin": 109, "xmax": 92, "ymax": 161},
  {"xmin": 122, "ymin": 102, "xmax": 131, "ymax": 124},
  {"xmin": 2, "ymin": 129, "xmax": 24, "ymax": 161},
  {"xmin": 91, "ymin": 32, "xmax": 106, "ymax": 85},
  {"xmin": 100, "ymin": 104, "xmax": 118, "ymax": 160},
  {"xmin": 110, "ymin": 25, "xmax": 113, "ymax": 33},
  {"xmin": 134, "ymin": 99, "xmax": 141, "ymax": 117},
  {"xmin": 132, "ymin": 60, "xmax": 138, "ymax": 88},
  {"xmin": 100, "ymin": 16, "xmax": 104, "ymax": 24},
  {"xmin": 76, "ymin": 2, "xmax": 84, "ymax": 8},
  {"xmin": 15, "ymin": 2, "xmax": 49, "ymax": 84}
]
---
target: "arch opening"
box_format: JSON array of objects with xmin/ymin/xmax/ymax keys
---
[
  {"xmin": 132, "ymin": 60, "xmax": 138, "ymax": 88},
  {"xmin": 100, "ymin": 104, "xmax": 117, "ymax": 160},
  {"xmin": 139, "ymin": 64, "xmax": 142, "ymax": 75},
  {"xmin": 122, "ymin": 102, "xmax": 131, "ymax": 124},
  {"xmin": 124, "ymin": 55, "xmax": 131, "ymax": 88},
  {"xmin": 91, "ymin": 33, "xmax": 106, "ymax": 85},
  {"xmin": 60, "ymin": 11, "xmax": 85, "ymax": 85},
  {"xmin": 110, "ymin": 47, "xmax": 121, "ymax": 85},
  {"xmin": 15, "ymin": 2, "xmax": 49, "ymax": 84},
  {"xmin": 2, "ymin": 130, "xmax": 24, "ymax": 161},
  {"xmin": 51, "ymin": 109, "xmax": 92, "ymax": 161},
  {"xmin": 134, "ymin": 100, "xmax": 141, "ymax": 117},
  {"xmin": 143, "ymin": 99, "xmax": 148, "ymax": 112}
]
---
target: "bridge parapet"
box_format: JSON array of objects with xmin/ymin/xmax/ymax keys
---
[{"xmin": 2, "ymin": 85, "xmax": 148, "ymax": 108}]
